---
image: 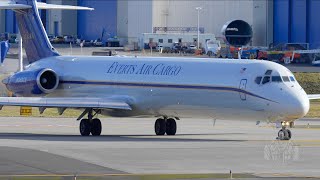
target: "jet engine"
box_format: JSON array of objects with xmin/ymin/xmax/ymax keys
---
[
  {"xmin": 3, "ymin": 68, "xmax": 59, "ymax": 96},
  {"xmin": 221, "ymin": 20, "xmax": 253, "ymax": 47}
]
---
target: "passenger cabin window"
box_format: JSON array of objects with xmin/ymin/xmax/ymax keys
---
[
  {"xmin": 272, "ymin": 76, "xmax": 282, "ymax": 82},
  {"xmin": 290, "ymin": 76, "xmax": 296, "ymax": 82},
  {"xmin": 255, "ymin": 76, "xmax": 262, "ymax": 84},
  {"xmin": 265, "ymin": 70, "xmax": 272, "ymax": 75},
  {"xmin": 262, "ymin": 76, "xmax": 270, "ymax": 84},
  {"xmin": 282, "ymin": 76, "xmax": 290, "ymax": 82}
]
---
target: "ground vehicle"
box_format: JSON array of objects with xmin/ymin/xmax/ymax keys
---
[
  {"xmin": 64, "ymin": 35, "xmax": 75, "ymax": 44},
  {"xmin": 241, "ymin": 48, "xmax": 259, "ymax": 59},
  {"xmin": 205, "ymin": 40, "xmax": 221, "ymax": 57},
  {"xmin": 48, "ymin": 35, "xmax": 55, "ymax": 43},
  {"xmin": 162, "ymin": 47, "xmax": 172, "ymax": 53},
  {"xmin": 93, "ymin": 39, "xmax": 103, "ymax": 46},
  {"xmin": 156, "ymin": 45, "xmax": 163, "ymax": 52},
  {"xmin": 187, "ymin": 45, "xmax": 197, "ymax": 53},
  {"xmin": 172, "ymin": 43, "xmax": 182, "ymax": 53},
  {"xmin": 53, "ymin": 36, "xmax": 64, "ymax": 44},
  {"xmin": 267, "ymin": 43, "xmax": 310, "ymax": 63}
]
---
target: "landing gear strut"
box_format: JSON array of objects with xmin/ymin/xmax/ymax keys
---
[
  {"xmin": 154, "ymin": 117, "xmax": 177, "ymax": 136},
  {"xmin": 79, "ymin": 109, "xmax": 102, "ymax": 136},
  {"xmin": 277, "ymin": 122, "xmax": 292, "ymax": 140}
]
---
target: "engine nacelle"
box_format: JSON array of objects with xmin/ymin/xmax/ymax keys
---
[{"xmin": 4, "ymin": 68, "xmax": 59, "ymax": 96}]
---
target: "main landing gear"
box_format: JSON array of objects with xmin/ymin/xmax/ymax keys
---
[
  {"xmin": 154, "ymin": 118, "xmax": 177, "ymax": 136},
  {"xmin": 79, "ymin": 109, "xmax": 102, "ymax": 136},
  {"xmin": 277, "ymin": 121, "xmax": 292, "ymax": 140}
]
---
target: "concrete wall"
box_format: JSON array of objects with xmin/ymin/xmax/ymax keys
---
[
  {"xmin": 154, "ymin": 1, "xmax": 254, "ymax": 34},
  {"xmin": 127, "ymin": 0, "xmax": 153, "ymax": 44},
  {"xmin": 61, "ymin": 0, "xmax": 77, "ymax": 36},
  {"xmin": 252, "ymin": 0, "xmax": 273, "ymax": 46},
  {"xmin": 45, "ymin": 0, "xmax": 77, "ymax": 36},
  {"xmin": 151, "ymin": 0, "xmax": 271, "ymax": 46},
  {"xmin": 46, "ymin": 0, "xmax": 62, "ymax": 36},
  {"xmin": 117, "ymin": 0, "xmax": 129, "ymax": 45}
]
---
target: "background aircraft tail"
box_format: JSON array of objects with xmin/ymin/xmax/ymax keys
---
[{"xmin": 0, "ymin": 0, "xmax": 93, "ymax": 63}]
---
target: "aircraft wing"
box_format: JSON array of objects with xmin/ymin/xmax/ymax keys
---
[
  {"xmin": 0, "ymin": 97, "xmax": 131, "ymax": 110},
  {"xmin": 308, "ymin": 95, "xmax": 320, "ymax": 100}
]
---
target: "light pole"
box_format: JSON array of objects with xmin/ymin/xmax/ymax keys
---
[{"xmin": 196, "ymin": 7, "xmax": 202, "ymax": 49}]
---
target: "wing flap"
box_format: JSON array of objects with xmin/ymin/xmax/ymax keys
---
[
  {"xmin": 0, "ymin": 97, "xmax": 131, "ymax": 110},
  {"xmin": 308, "ymin": 94, "xmax": 320, "ymax": 100}
]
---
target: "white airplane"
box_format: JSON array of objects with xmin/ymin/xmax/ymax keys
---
[{"xmin": 0, "ymin": 0, "xmax": 317, "ymax": 140}]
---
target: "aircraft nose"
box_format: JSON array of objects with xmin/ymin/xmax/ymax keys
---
[{"xmin": 286, "ymin": 93, "xmax": 310, "ymax": 119}]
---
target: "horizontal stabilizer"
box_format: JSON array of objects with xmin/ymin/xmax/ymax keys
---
[
  {"xmin": 37, "ymin": 2, "xmax": 94, "ymax": 10},
  {"xmin": 0, "ymin": 97, "xmax": 131, "ymax": 110},
  {"xmin": 308, "ymin": 94, "xmax": 320, "ymax": 100},
  {"xmin": 0, "ymin": 1, "xmax": 31, "ymax": 9},
  {"xmin": 0, "ymin": 1, "xmax": 93, "ymax": 10}
]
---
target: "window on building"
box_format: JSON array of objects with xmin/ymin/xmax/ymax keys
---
[
  {"xmin": 168, "ymin": 39, "xmax": 173, "ymax": 43},
  {"xmin": 158, "ymin": 39, "xmax": 163, "ymax": 43}
]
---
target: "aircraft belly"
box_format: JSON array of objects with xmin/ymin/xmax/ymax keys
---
[{"xmin": 50, "ymin": 83, "xmax": 271, "ymax": 121}]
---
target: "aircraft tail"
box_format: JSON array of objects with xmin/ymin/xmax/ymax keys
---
[{"xmin": 0, "ymin": 0, "xmax": 93, "ymax": 63}]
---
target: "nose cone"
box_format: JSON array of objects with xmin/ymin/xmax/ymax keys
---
[{"xmin": 286, "ymin": 93, "xmax": 310, "ymax": 119}]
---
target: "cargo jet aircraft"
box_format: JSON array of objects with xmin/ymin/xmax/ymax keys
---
[{"xmin": 0, "ymin": 0, "xmax": 317, "ymax": 140}]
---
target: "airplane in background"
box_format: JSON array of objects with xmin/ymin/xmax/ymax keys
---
[{"xmin": 0, "ymin": 0, "xmax": 317, "ymax": 140}]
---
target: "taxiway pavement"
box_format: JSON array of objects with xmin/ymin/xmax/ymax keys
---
[{"xmin": 0, "ymin": 117, "xmax": 319, "ymax": 178}]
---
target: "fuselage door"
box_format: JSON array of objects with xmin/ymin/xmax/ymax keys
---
[{"xmin": 239, "ymin": 79, "xmax": 247, "ymax": 100}]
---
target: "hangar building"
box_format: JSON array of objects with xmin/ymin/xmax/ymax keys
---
[{"xmin": 0, "ymin": 0, "xmax": 318, "ymax": 49}]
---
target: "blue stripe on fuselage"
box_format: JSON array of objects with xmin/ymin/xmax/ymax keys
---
[{"xmin": 60, "ymin": 80, "xmax": 278, "ymax": 103}]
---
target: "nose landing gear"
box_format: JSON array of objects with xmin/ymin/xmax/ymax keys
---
[{"xmin": 277, "ymin": 121, "xmax": 292, "ymax": 140}]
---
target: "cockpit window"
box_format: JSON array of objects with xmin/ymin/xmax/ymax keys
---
[
  {"xmin": 272, "ymin": 76, "xmax": 282, "ymax": 82},
  {"xmin": 265, "ymin": 70, "xmax": 272, "ymax": 75},
  {"xmin": 290, "ymin": 76, "xmax": 296, "ymax": 82},
  {"xmin": 282, "ymin": 76, "xmax": 290, "ymax": 82},
  {"xmin": 262, "ymin": 76, "xmax": 270, "ymax": 84},
  {"xmin": 255, "ymin": 76, "xmax": 262, "ymax": 84}
]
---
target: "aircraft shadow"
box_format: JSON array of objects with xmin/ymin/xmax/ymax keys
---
[{"xmin": 0, "ymin": 133, "xmax": 246, "ymax": 142}]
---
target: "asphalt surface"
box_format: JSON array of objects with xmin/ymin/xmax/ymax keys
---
[{"xmin": 0, "ymin": 117, "xmax": 319, "ymax": 179}]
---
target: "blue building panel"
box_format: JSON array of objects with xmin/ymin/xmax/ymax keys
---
[
  {"xmin": 308, "ymin": 0, "xmax": 320, "ymax": 49},
  {"xmin": 77, "ymin": 0, "xmax": 117, "ymax": 41},
  {"xmin": 290, "ymin": 0, "xmax": 307, "ymax": 43},
  {"xmin": 5, "ymin": 10, "xmax": 17, "ymax": 34},
  {"xmin": 273, "ymin": 0, "xmax": 289, "ymax": 44}
]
